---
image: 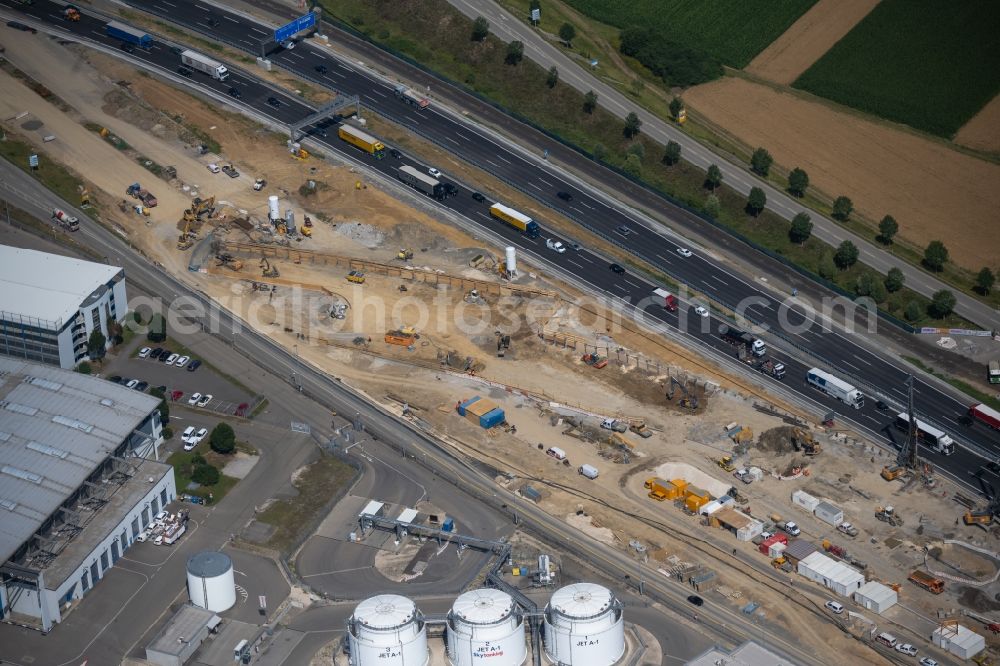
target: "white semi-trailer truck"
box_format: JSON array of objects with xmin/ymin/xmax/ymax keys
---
[
  {"xmin": 806, "ymin": 367, "xmax": 864, "ymax": 409},
  {"xmin": 181, "ymin": 49, "xmax": 229, "ymax": 80}
]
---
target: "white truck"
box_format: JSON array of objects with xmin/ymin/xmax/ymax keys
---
[
  {"xmin": 51, "ymin": 208, "xmax": 79, "ymax": 231},
  {"xmin": 806, "ymin": 367, "xmax": 864, "ymax": 409},
  {"xmin": 180, "ymin": 49, "xmax": 228, "ymax": 80}
]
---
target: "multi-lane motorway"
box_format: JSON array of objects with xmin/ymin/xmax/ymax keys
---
[{"xmin": 3, "ymin": 0, "xmax": 1000, "ymax": 481}]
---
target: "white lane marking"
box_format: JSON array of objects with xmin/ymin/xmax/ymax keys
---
[
  {"xmin": 567, "ymin": 258, "xmax": 584, "ymax": 270},
  {"xmin": 370, "ymin": 89, "xmax": 388, "ymax": 98},
  {"xmin": 496, "ymin": 154, "xmax": 511, "ymax": 164},
  {"xmin": 456, "ymin": 131, "xmax": 473, "ymax": 141},
  {"xmin": 160, "ymin": 0, "xmax": 176, "ymax": 5},
  {"xmin": 326, "ymin": 70, "xmax": 346, "ymax": 80},
  {"xmin": 288, "ymin": 52, "xmax": 305, "ymax": 60},
  {"xmin": 528, "ymin": 182, "xmax": 542, "ymax": 191},
  {"xmin": 443, "ymin": 136, "xmax": 459, "ymax": 146},
  {"xmin": 624, "ymin": 279, "xmax": 643, "ymax": 289},
  {"xmin": 363, "ymin": 95, "xmax": 379, "ymax": 103},
  {"xmin": 578, "ymin": 254, "xmax": 594, "ymax": 263},
  {"xmin": 538, "ymin": 178, "xmax": 553, "ymax": 187},
  {"xmin": 853, "ymin": 354, "xmax": 873, "ymax": 367},
  {"xmin": 486, "ymin": 159, "xmax": 500, "ymax": 168},
  {"xmin": 194, "ymin": 3, "xmax": 210, "ymax": 10},
  {"xmin": 224, "ymin": 15, "xmax": 239, "ymax": 23},
  {"xmin": 711, "ymin": 274, "xmax": 728, "ymax": 286},
  {"xmin": 250, "ymin": 27, "xmax": 268, "ymax": 36},
  {"xmin": 655, "ymin": 254, "xmax": 672, "ymax": 263}
]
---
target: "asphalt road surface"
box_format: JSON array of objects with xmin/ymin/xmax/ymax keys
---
[
  {"xmin": 441, "ymin": 0, "xmax": 999, "ymax": 330},
  {"xmin": 2, "ymin": 2, "xmax": 1000, "ymax": 480},
  {"xmin": 0, "ymin": 159, "xmax": 834, "ymax": 666}
]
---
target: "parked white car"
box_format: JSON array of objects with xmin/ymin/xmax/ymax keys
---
[
  {"xmin": 197, "ymin": 394, "xmax": 213, "ymax": 408},
  {"xmin": 207, "ymin": 163, "xmax": 220, "ymax": 173},
  {"xmin": 694, "ymin": 306, "xmax": 709, "ymax": 318},
  {"xmin": 895, "ymin": 644, "xmax": 918, "ymax": 657},
  {"xmin": 165, "ymin": 353, "xmax": 179, "ymax": 366},
  {"xmin": 174, "ymin": 355, "xmax": 190, "ymax": 368},
  {"xmin": 138, "ymin": 347, "xmax": 151, "ymax": 358},
  {"xmin": 190, "ymin": 427, "xmax": 208, "ymax": 445},
  {"xmin": 545, "ymin": 238, "xmax": 566, "ymax": 253},
  {"xmin": 783, "ymin": 521, "xmax": 801, "ymax": 536},
  {"xmin": 125, "ymin": 379, "xmax": 140, "ymax": 390},
  {"xmin": 187, "ymin": 392, "xmax": 203, "ymax": 406},
  {"xmin": 824, "ymin": 600, "xmax": 844, "ymax": 614}
]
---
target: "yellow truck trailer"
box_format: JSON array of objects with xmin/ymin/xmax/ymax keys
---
[{"xmin": 338, "ymin": 124, "xmax": 386, "ymax": 158}]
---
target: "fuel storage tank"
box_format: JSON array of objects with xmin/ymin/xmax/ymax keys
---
[
  {"xmin": 186, "ymin": 551, "xmax": 236, "ymax": 612},
  {"xmin": 348, "ymin": 594, "xmax": 428, "ymax": 666},
  {"xmin": 446, "ymin": 588, "xmax": 526, "ymax": 666},
  {"xmin": 543, "ymin": 583, "xmax": 624, "ymax": 665}
]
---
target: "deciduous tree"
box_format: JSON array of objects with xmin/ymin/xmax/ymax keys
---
[
  {"xmin": 905, "ymin": 300, "xmax": 923, "ymax": 322},
  {"xmin": 976, "ymin": 267, "xmax": 995, "ymax": 295},
  {"xmin": 746, "ymin": 187, "xmax": 766, "ymax": 217},
  {"xmin": 834, "ymin": 240, "xmax": 859, "ymax": 269},
  {"xmin": 818, "ymin": 252, "xmax": 837, "ymax": 280},
  {"xmin": 750, "ymin": 147, "xmax": 773, "ymax": 176},
  {"xmin": 623, "ymin": 111, "xmax": 642, "ymax": 138},
  {"xmin": 662, "ymin": 140, "xmax": 681, "ymax": 166},
  {"xmin": 559, "ymin": 22, "xmax": 576, "ymax": 45},
  {"xmin": 789, "ymin": 212, "xmax": 812, "ymax": 243},
  {"xmin": 669, "ymin": 96, "xmax": 684, "ymax": 121},
  {"xmin": 878, "ymin": 215, "xmax": 898, "ymax": 244},
  {"xmin": 546, "ymin": 66, "xmax": 559, "ymax": 88},
  {"xmin": 832, "ymin": 196, "xmax": 853, "ymax": 221},
  {"xmin": 705, "ymin": 164, "xmax": 722, "ymax": 191},
  {"xmin": 87, "ymin": 328, "xmax": 106, "ymax": 361},
  {"xmin": 923, "ymin": 240, "xmax": 948, "ymax": 271},
  {"xmin": 885, "ymin": 267, "xmax": 905, "ymax": 292},
  {"xmin": 583, "ymin": 90, "xmax": 598, "ymax": 114},
  {"xmin": 505, "ymin": 40, "xmax": 524, "ymax": 65},
  {"xmin": 471, "ymin": 16, "xmax": 489, "ymax": 42},
  {"xmin": 210, "ymin": 423, "xmax": 236, "ymax": 454},
  {"xmin": 787, "ymin": 168, "xmax": 809, "ymax": 197},
  {"xmin": 929, "ymin": 290, "xmax": 956, "ymax": 318}
]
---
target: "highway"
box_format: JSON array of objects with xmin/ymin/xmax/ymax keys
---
[
  {"xmin": 3, "ymin": 1, "xmax": 1000, "ymax": 469},
  {"xmin": 0, "ymin": 154, "xmax": 846, "ymax": 666}
]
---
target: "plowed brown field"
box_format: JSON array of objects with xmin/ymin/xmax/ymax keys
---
[{"xmin": 955, "ymin": 93, "xmax": 1000, "ymax": 153}]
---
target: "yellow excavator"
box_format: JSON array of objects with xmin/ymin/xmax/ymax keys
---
[
  {"xmin": 177, "ymin": 219, "xmax": 194, "ymax": 250},
  {"xmin": 260, "ymin": 257, "xmax": 279, "ymax": 278}
]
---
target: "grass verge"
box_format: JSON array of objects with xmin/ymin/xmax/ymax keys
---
[
  {"xmin": 166, "ymin": 448, "xmax": 239, "ymax": 504},
  {"xmin": 256, "ymin": 455, "xmax": 355, "ymax": 554}
]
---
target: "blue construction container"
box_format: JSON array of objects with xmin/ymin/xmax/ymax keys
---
[
  {"xmin": 480, "ymin": 407, "xmax": 505, "ymax": 429},
  {"xmin": 456, "ymin": 396, "xmax": 480, "ymax": 416},
  {"xmin": 442, "ymin": 517, "xmax": 455, "ymax": 532}
]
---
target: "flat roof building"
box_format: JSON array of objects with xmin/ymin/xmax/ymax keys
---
[
  {"xmin": 0, "ymin": 358, "xmax": 170, "ymax": 631},
  {"xmin": 0, "ymin": 245, "xmax": 127, "ymax": 369},
  {"xmin": 687, "ymin": 640, "xmax": 804, "ymax": 665}
]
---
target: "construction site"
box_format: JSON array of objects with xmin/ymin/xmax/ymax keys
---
[{"xmin": 2, "ymin": 21, "xmax": 999, "ymax": 666}]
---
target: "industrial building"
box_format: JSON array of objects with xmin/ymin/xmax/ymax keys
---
[
  {"xmin": 145, "ymin": 604, "xmax": 220, "ymax": 666},
  {"xmin": 852, "ymin": 581, "xmax": 898, "ymax": 614},
  {"xmin": 796, "ymin": 552, "xmax": 865, "ymax": 597},
  {"xmin": 686, "ymin": 640, "xmax": 805, "ymax": 665},
  {"xmin": 0, "ymin": 245, "xmax": 127, "ymax": 369},
  {"xmin": 0, "ymin": 358, "xmax": 170, "ymax": 631},
  {"xmin": 932, "ymin": 622, "xmax": 986, "ymax": 660}
]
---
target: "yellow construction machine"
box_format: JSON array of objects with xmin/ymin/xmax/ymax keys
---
[
  {"xmin": 347, "ymin": 270, "xmax": 366, "ymax": 284},
  {"xmin": 177, "ymin": 219, "xmax": 195, "ymax": 250},
  {"xmin": 881, "ymin": 464, "xmax": 908, "ymax": 481},
  {"xmin": 215, "ymin": 253, "xmax": 243, "ymax": 272},
  {"xmin": 260, "ymin": 257, "xmax": 279, "ymax": 278},
  {"xmin": 396, "ymin": 248, "xmax": 414, "ymax": 261},
  {"xmin": 791, "ymin": 428, "xmax": 821, "ymax": 456},
  {"xmin": 716, "ymin": 455, "xmax": 736, "ymax": 473}
]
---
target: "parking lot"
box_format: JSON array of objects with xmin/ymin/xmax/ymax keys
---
[{"xmin": 100, "ymin": 340, "xmax": 256, "ymax": 417}]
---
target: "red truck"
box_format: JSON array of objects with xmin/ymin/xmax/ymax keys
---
[
  {"xmin": 126, "ymin": 182, "xmax": 158, "ymax": 208},
  {"xmin": 652, "ymin": 288, "xmax": 678, "ymax": 312},
  {"xmin": 970, "ymin": 403, "xmax": 1000, "ymax": 430}
]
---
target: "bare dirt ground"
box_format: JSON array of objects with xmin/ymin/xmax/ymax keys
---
[
  {"xmin": 745, "ymin": 0, "xmax": 879, "ymax": 85},
  {"xmin": 5, "ymin": 34, "xmax": 990, "ymax": 663},
  {"xmin": 956, "ymin": 93, "xmax": 1000, "ymax": 153},
  {"xmin": 685, "ymin": 77, "xmax": 1000, "ymax": 271}
]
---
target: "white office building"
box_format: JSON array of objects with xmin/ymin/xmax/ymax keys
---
[
  {"xmin": 0, "ymin": 245, "xmax": 127, "ymax": 368},
  {"xmin": 0, "ymin": 358, "xmax": 170, "ymax": 632}
]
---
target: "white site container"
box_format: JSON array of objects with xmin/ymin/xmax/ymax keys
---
[{"xmin": 791, "ymin": 489, "xmax": 820, "ymax": 512}]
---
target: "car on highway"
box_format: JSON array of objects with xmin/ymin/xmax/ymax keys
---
[
  {"xmin": 227, "ymin": 87, "xmax": 242, "ymax": 99},
  {"xmin": 139, "ymin": 347, "xmax": 151, "ymax": 358},
  {"xmin": 694, "ymin": 306, "xmax": 710, "ymax": 318},
  {"xmin": 197, "ymin": 394, "xmax": 213, "ymax": 408},
  {"xmin": 569, "ymin": 242, "xmax": 581, "ymax": 251},
  {"xmin": 895, "ymin": 644, "xmax": 918, "ymax": 657},
  {"xmin": 389, "ymin": 148, "xmax": 403, "ymax": 159},
  {"xmin": 7, "ymin": 21, "xmax": 38, "ymax": 33},
  {"xmin": 876, "ymin": 399, "xmax": 889, "ymax": 411},
  {"xmin": 616, "ymin": 225, "xmax": 633, "ymax": 236},
  {"xmin": 556, "ymin": 191, "xmax": 572, "ymax": 201},
  {"xmin": 314, "ymin": 64, "xmax": 328, "ymax": 74},
  {"xmin": 206, "ymin": 16, "xmax": 220, "ymax": 27},
  {"xmin": 187, "ymin": 360, "xmax": 202, "ymax": 372},
  {"xmin": 676, "ymin": 247, "xmax": 693, "ymax": 257},
  {"xmin": 281, "ymin": 39, "xmax": 295, "ymax": 50},
  {"xmin": 125, "ymin": 379, "xmax": 140, "ymax": 390},
  {"xmin": 824, "ymin": 600, "xmax": 844, "ymax": 614},
  {"xmin": 174, "ymin": 355, "xmax": 190, "ymax": 368},
  {"xmin": 545, "ymin": 239, "xmax": 566, "ymax": 253},
  {"xmin": 442, "ymin": 183, "xmax": 458, "ymax": 197},
  {"xmin": 266, "ymin": 97, "xmax": 281, "ymax": 108},
  {"xmin": 919, "ymin": 659, "xmax": 938, "ymax": 666},
  {"xmin": 119, "ymin": 41, "xmax": 135, "ymax": 54},
  {"xmin": 187, "ymin": 392, "xmax": 203, "ymax": 406},
  {"xmin": 609, "ymin": 263, "xmax": 625, "ymax": 274},
  {"xmin": 686, "ymin": 595, "xmax": 703, "ymax": 606},
  {"xmin": 177, "ymin": 65, "xmax": 193, "ymax": 77},
  {"xmin": 165, "ymin": 353, "xmax": 179, "ymax": 366},
  {"xmin": 427, "ymin": 167, "xmax": 442, "ymax": 178},
  {"xmin": 471, "ymin": 192, "xmax": 486, "ymax": 203}
]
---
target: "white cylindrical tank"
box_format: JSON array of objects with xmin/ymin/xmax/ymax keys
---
[
  {"xmin": 504, "ymin": 247, "xmax": 517, "ymax": 277},
  {"xmin": 447, "ymin": 589, "xmax": 526, "ymax": 666},
  {"xmin": 268, "ymin": 195, "xmax": 280, "ymax": 221},
  {"xmin": 348, "ymin": 594, "xmax": 428, "ymax": 666},
  {"xmin": 544, "ymin": 583, "xmax": 624, "ymax": 666},
  {"xmin": 186, "ymin": 551, "xmax": 236, "ymax": 612}
]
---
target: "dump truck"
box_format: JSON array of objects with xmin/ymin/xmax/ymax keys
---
[
  {"xmin": 338, "ymin": 124, "xmax": 386, "ymax": 158},
  {"xmin": 346, "ymin": 270, "xmax": 366, "ymax": 284},
  {"xmin": 489, "ymin": 203, "xmax": 540, "ymax": 238},
  {"xmin": 394, "ymin": 84, "xmax": 429, "ymax": 109},
  {"xmin": 385, "ymin": 329, "xmax": 417, "ymax": 346},
  {"xmin": 51, "ymin": 208, "xmax": 79, "ymax": 231},
  {"xmin": 126, "ymin": 183, "xmax": 157, "ymax": 208},
  {"xmin": 806, "ymin": 367, "xmax": 864, "ymax": 409},
  {"xmin": 181, "ymin": 49, "xmax": 229, "ymax": 80},
  {"xmin": 652, "ymin": 288, "xmax": 678, "ymax": 312},
  {"xmin": 719, "ymin": 324, "xmax": 766, "ymax": 357},
  {"xmin": 397, "ymin": 165, "xmax": 443, "ymax": 198},
  {"xmin": 105, "ymin": 21, "xmax": 151, "ymax": 48},
  {"xmin": 908, "ymin": 570, "xmax": 944, "ymax": 594},
  {"xmin": 62, "ymin": 4, "xmax": 80, "ymax": 20}
]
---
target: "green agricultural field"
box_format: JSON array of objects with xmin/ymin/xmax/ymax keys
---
[
  {"xmin": 564, "ymin": 0, "xmax": 816, "ymax": 68},
  {"xmin": 794, "ymin": 0, "xmax": 1000, "ymax": 138}
]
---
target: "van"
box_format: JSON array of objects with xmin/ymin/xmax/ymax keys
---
[
  {"xmin": 824, "ymin": 600, "xmax": 844, "ymax": 614},
  {"xmin": 876, "ymin": 632, "xmax": 897, "ymax": 648}
]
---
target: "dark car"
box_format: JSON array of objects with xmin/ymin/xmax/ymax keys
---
[
  {"xmin": 206, "ymin": 16, "xmax": 220, "ymax": 27},
  {"xmin": 389, "ymin": 148, "xmax": 403, "ymax": 159},
  {"xmin": 177, "ymin": 65, "xmax": 193, "ymax": 77},
  {"xmin": 119, "ymin": 41, "xmax": 135, "ymax": 53},
  {"xmin": 616, "ymin": 224, "xmax": 633, "ymax": 236},
  {"xmin": 311, "ymin": 126, "xmax": 328, "ymax": 138},
  {"xmin": 875, "ymin": 400, "xmax": 889, "ymax": 411},
  {"xmin": 687, "ymin": 595, "xmax": 704, "ymax": 606},
  {"xmin": 187, "ymin": 360, "xmax": 202, "ymax": 372},
  {"xmin": 958, "ymin": 414, "xmax": 975, "ymax": 427},
  {"xmin": 986, "ymin": 461, "xmax": 1000, "ymax": 475},
  {"xmin": 556, "ymin": 191, "xmax": 572, "ymax": 201},
  {"xmin": 266, "ymin": 97, "xmax": 281, "ymax": 108},
  {"xmin": 471, "ymin": 192, "xmax": 486, "ymax": 203},
  {"xmin": 108, "ymin": 375, "xmax": 122, "ymax": 384},
  {"xmin": 609, "ymin": 263, "xmax": 626, "ymax": 274},
  {"xmin": 227, "ymin": 87, "xmax": 242, "ymax": 99},
  {"xmin": 570, "ymin": 242, "xmax": 582, "ymax": 251},
  {"xmin": 314, "ymin": 64, "xmax": 328, "ymax": 74},
  {"xmin": 442, "ymin": 183, "xmax": 458, "ymax": 197},
  {"xmin": 134, "ymin": 381, "xmax": 149, "ymax": 392},
  {"xmin": 150, "ymin": 347, "xmax": 164, "ymax": 359},
  {"xmin": 117, "ymin": 377, "xmax": 132, "ymax": 385},
  {"xmin": 154, "ymin": 385, "xmax": 167, "ymax": 394}
]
